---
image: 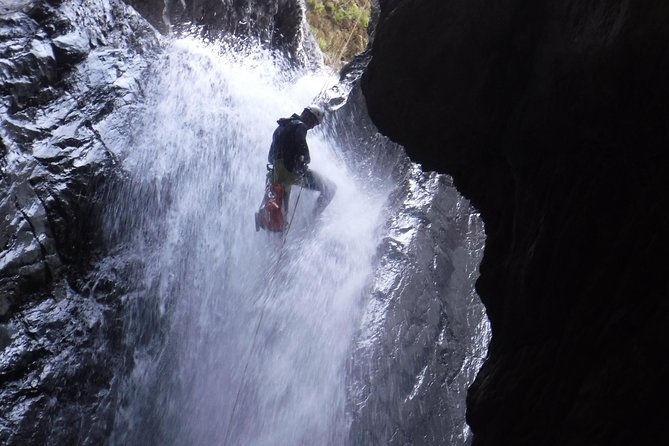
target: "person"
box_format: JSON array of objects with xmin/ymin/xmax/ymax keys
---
[{"xmin": 256, "ymin": 104, "xmax": 336, "ymax": 231}]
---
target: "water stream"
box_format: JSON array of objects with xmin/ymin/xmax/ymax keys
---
[{"xmin": 105, "ymin": 38, "xmax": 390, "ymax": 445}]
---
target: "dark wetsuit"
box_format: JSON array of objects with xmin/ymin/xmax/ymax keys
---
[{"xmin": 267, "ymin": 114, "xmax": 336, "ymax": 214}]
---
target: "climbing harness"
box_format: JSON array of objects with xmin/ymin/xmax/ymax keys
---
[{"xmin": 255, "ymin": 164, "xmax": 309, "ymax": 234}]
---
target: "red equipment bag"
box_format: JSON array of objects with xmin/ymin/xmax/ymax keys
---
[{"xmin": 255, "ymin": 182, "xmax": 285, "ymax": 232}]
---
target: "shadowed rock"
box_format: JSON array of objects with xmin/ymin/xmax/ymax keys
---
[
  {"xmin": 362, "ymin": 0, "xmax": 669, "ymax": 444},
  {"xmin": 1, "ymin": 0, "xmax": 159, "ymax": 443},
  {"xmin": 125, "ymin": 0, "xmax": 321, "ymax": 67}
]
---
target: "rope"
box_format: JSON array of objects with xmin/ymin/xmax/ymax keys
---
[
  {"xmin": 222, "ymin": 182, "xmax": 304, "ymax": 446},
  {"xmin": 313, "ymin": 0, "xmax": 369, "ymax": 103},
  {"xmin": 334, "ymin": 4, "xmax": 363, "ymax": 65},
  {"xmin": 282, "ymin": 182, "xmax": 304, "ymax": 245},
  {"xmin": 222, "ymin": 5, "xmax": 367, "ymax": 432},
  {"xmin": 222, "ymin": 7, "xmax": 368, "ymax": 434}
]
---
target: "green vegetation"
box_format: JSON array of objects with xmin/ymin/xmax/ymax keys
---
[{"xmin": 305, "ymin": 0, "xmax": 371, "ymax": 67}]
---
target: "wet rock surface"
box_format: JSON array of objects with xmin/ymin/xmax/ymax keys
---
[
  {"xmin": 349, "ymin": 167, "xmax": 487, "ymax": 446},
  {"xmin": 1, "ymin": 0, "xmax": 159, "ymax": 442},
  {"xmin": 363, "ymin": 0, "xmax": 669, "ymax": 444},
  {"xmin": 327, "ymin": 85, "xmax": 488, "ymax": 445},
  {"xmin": 125, "ymin": 0, "xmax": 321, "ymax": 67}
]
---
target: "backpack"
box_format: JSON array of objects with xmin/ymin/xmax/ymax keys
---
[{"xmin": 268, "ymin": 116, "xmax": 303, "ymax": 170}]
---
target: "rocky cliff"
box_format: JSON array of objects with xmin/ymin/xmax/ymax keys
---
[
  {"xmin": 362, "ymin": 0, "xmax": 669, "ymax": 444},
  {"xmin": 323, "ymin": 83, "xmax": 489, "ymax": 444},
  {"xmin": 0, "ymin": 1, "xmax": 160, "ymax": 442},
  {"xmin": 125, "ymin": 0, "xmax": 320, "ymax": 66}
]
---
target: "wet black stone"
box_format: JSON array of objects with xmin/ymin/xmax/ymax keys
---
[
  {"xmin": 52, "ymin": 32, "xmax": 90, "ymax": 65},
  {"xmin": 363, "ymin": 0, "xmax": 669, "ymax": 444},
  {"xmin": 1, "ymin": 0, "xmax": 160, "ymax": 443},
  {"xmin": 125, "ymin": 0, "xmax": 320, "ymax": 67}
]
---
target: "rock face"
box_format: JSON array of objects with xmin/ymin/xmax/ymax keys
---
[
  {"xmin": 125, "ymin": 0, "xmax": 320, "ymax": 66},
  {"xmin": 1, "ymin": 0, "xmax": 156, "ymax": 300},
  {"xmin": 348, "ymin": 165, "xmax": 488, "ymax": 446},
  {"xmin": 362, "ymin": 0, "xmax": 669, "ymax": 444},
  {"xmin": 0, "ymin": 0, "xmax": 159, "ymax": 442},
  {"xmin": 324, "ymin": 84, "xmax": 489, "ymax": 445}
]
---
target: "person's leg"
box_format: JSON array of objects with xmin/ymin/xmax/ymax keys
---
[
  {"xmin": 302, "ymin": 169, "xmax": 337, "ymax": 215},
  {"xmin": 272, "ymin": 161, "xmax": 298, "ymax": 213}
]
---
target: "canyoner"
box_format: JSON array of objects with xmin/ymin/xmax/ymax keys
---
[{"xmin": 255, "ymin": 104, "xmax": 337, "ymax": 233}]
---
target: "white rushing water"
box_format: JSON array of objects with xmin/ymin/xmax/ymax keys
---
[{"xmin": 105, "ymin": 38, "xmax": 390, "ymax": 445}]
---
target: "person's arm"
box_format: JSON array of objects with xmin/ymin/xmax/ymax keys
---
[
  {"xmin": 268, "ymin": 126, "xmax": 282, "ymax": 163},
  {"xmin": 294, "ymin": 124, "xmax": 310, "ymax": 171}
]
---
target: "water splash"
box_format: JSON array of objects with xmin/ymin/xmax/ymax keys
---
[{"xmin": 106, "ymin": 37, "xmax": 389, "ymax": 445}]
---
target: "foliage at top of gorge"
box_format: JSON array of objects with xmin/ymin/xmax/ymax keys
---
[{"xmin": 305, "ymin": 0, "xmax": 370, "ymax": 67}]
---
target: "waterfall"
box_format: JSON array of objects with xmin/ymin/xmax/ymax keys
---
[
  {"xmin": 99, "ymin": 34, "xmax": 489, "ymax": 445},
  {"xmin": 104, "ymin": 37, "xmax": 390, "ymax": 445}
]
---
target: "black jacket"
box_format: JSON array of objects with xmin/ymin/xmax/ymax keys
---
[{"xmin": 267, "ymin": 114, "xmax": 311, "ymax": 174}]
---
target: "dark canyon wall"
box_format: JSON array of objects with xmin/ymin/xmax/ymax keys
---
[
  {"xmin": 1, "ymin": 0, "xmax": 159, "ymax": 442},
  {"xmin": 125, "ymin": 0, "xmax": 320, "ymax": 66},
  {"xmin": 362, "ymin": 0, "xmax": 669, "ymax": 445}
]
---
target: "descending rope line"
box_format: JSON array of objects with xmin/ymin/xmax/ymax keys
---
[
  {"xmin": 282, "ymin": 183, "xmax": 304, "ymax": 245},
  {"xmin": 223, "ymin": 7, "xmax": 369, "ymax": 440},
  {"xmin": 313, "ymin": 1, "xmax": 367, "ymax": 103},
  {"xmin": 222, "ymin": 184, "xmax": 304, "ymax": 446},
  {"xmin": 334, "ymin": 6, "xmax": 364, "ymax": 66}
]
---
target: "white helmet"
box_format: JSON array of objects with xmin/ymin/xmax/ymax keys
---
[{"xmin": 305, "ymin": 104, "xmax": 325, "ymax": 124}]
